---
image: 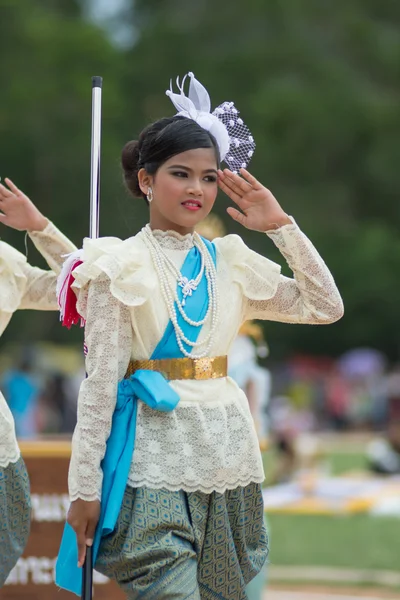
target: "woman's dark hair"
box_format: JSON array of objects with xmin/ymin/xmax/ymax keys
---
[{"xmin": 121, "ymin": 116, "xmax": 219, "ymax": 201}]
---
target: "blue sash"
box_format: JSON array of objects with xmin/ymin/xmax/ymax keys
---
[{"xmin": 55, "ymin": 238, "xmax": 216, "ymax": 596}]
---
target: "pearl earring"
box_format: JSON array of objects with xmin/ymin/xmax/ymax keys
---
[{"xmin": 147, "ymin": 187, "xmax": 153, "ymax": 203}]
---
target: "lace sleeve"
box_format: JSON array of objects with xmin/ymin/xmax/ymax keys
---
[
  {"xmin": 18, "ymin": 264, "xmax": 60, "ymax": 311},
  {"xmin": 28, "ymin": 221, "xmax": 77, "ymax": 273},
  {"xmin": 245, "ymin": 219, "xmax": 344, "ymax": 324},
  {"xmin": 68, "ymin": 274, "xmax": 132, "ymax": 502},
  {"xmin": 17, "ymin": 223, "xmax": 77, "ymax": 311}
]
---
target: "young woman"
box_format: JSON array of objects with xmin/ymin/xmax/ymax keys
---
[
  {"xmin": 0, "ymin": 178, "xmax": 76, "ymax": 585},
  {"xmin": 59, "ymin": 73, "xmax": 343, "ymax": 599}
]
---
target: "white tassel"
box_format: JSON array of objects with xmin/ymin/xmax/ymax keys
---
[{"xmin": 56, "ymin": 249, "xmax": 83, "ymax": 322}]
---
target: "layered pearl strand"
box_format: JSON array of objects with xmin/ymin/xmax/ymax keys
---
[{"xmin": 142, "ymin": 224, "xmax": 219, "ymax": 358}]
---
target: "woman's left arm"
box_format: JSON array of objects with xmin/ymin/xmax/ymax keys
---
[
  {"xmin": 246, "ymin": 220, "xmax": 344, "ymax": 324},
  {"xmin": 218, "ymin": 168, "xmax": 344, "ymax": 325}
]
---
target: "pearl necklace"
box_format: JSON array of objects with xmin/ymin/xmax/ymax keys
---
[
  {"xmin": 142, "ymin": 225, "xmax": 219, "ymax": 358},
  {"xmin": 144, "ymin": 225, "xmax": 205, "ymax": 306}
]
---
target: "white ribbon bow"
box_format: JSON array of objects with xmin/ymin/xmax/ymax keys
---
[{"xmin": 166, "ymin": 72, "xmax": 231, "ymax": 161}]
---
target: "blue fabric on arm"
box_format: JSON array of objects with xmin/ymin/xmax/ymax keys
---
[{"xmin": 55, "ymin": 238, "xmax": 216, "ymax": 596}]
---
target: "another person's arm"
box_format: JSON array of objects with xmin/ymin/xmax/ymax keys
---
[{"xmin": 0, "ymin": 177, "xmax": 77, "ymax": 271}]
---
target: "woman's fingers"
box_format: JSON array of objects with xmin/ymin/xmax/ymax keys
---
[
  {"xmin": 67, "ymin": 510, "xmax": 88, "ymax": 567},
  {"xmin": 0, "ymin": 183, "xmax": 14, "ymax": 198},
  {"xmin": 4, "ymin": 178, "xmax": 20, "ymax": 195},
  {"xmin": 239, "ymin": 168, "xmax": 262, "ymax": 189},
  {"xmin": 220, "ymin": 169, "xmax": 253, "ymax": 195},
  {"xmin": 77, "ymin": 517, "xmax": 96, "ymax": 567},
  {"xmin": 219, "ymin": 171, "xmax": 244, "ymax": 197},
  {"xmin": 226, "ymin": 206, "xmax": 247, "ymax": 226},
  {"xmin": 77, "ymin": 535, "xmax": 87, "ymax": 568},
  {"xmin": 218, "ymin": 178, "xmax": 243, "ymax": 206},
  {"xmin": 85, "ymin": 516, "xmax": 97, "ymax": 548},
  {"xmin": 67, "ymin": 499, "xmax": 100, "ymax": 569}
]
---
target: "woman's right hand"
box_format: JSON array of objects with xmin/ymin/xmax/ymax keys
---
[{"xmin": 67, "ymin": 498, "xmax": 101, "ymax": 567}]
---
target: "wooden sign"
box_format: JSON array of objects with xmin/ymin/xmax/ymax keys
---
[{"xmin": 2, "ymin": 441, "xmax": 124, "ymax": 599}]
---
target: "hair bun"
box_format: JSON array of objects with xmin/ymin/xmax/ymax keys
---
[{"xmin": 121, "ymin": 140, "xmax": 142, "ymax": 197}]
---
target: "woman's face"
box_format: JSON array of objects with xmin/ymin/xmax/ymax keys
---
[{"xmin": 139, "ymin": 147, "xmax": 219, "ymax": 235}]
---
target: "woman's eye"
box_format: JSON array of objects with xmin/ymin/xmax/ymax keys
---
[
  {"xmin": 172, "ymin": 171, "xmax": 188, "ymax": 178},
  {"xmin": 205, "ymin": 175, "xmax": 217, "ymax": 183}
]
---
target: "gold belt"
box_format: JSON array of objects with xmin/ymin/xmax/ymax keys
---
[{"xmin": 125, "ymin": 355, "xmax": 228, "ymax": 381}]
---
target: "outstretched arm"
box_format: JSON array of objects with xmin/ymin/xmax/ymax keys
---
[{"xmin": 0, "ymin": 178, "xmax": 77, "ymax": 272}]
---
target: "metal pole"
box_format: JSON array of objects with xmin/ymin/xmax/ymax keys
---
[
  {"xmin": 82, "ymin": 76, "xmax": 102, "ymax": 600},
  {"xmin": 82, "ymin": 545, "xmax": 93, "ymax": 600},
  {"xmin": 89, "ymin": 76, "xmax": 102, "ymax": 239}
]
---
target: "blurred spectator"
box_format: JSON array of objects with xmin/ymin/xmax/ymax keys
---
[
  {"xmin": 325, "ymin": 366, "xmax": 351, "ymax": 430},
  {"xmin": 269, "ymin": 396, "xmax": 299, "ymax": 483},
  {"xmin": 2, "ymin": 349, "xmax": 40, "ymax": 438},
  {"xmin": 228, "ymin": 321, "xmax": 271, "ymax": 449},
  {"xmin": 37, "ymin": 372, "xmax": 77, "ymax": 434},
  {"xmin": 367, "ymin": 378, "xmax": 400, "ymax": 475},
  {"xmin": 367, "ymin": 420, "xmax": 400, "ymax": 475}
]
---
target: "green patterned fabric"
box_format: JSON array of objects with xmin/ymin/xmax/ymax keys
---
[
  {"xmin": 95, "ymin": 483, "xmax": 268, "ymax": 600},
  {"xmin": 0, "ymin": 457, "xmax": 31, "ymax": 587},
  {"xmin": 245, "ymin": 514, "xmax": 269, "ymax": 599}
]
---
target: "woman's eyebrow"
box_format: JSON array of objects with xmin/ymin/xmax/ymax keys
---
[
  {"xmin": 168, "ymin": 164, "xmax": 191, "ymax": 171},
  {"xmin": 168, "ymin": 165, "xmax": 218, "ymax": 174}
]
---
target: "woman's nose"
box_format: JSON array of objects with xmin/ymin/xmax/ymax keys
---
[{"xmin": 187, "ymin": 179, "xmax": 203, "ymax": 196}]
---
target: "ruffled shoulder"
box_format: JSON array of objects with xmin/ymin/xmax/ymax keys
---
[
  {"xmin": 0, "ymin": 241, "xmax": 28, "ymax": 313},
  {"xmin": 214, "ymin": 234, "xmax": 281, "ymax": 301},
  {"xmin": 72, "ymin": 233, "xmax": 157, "ymax": 308}
]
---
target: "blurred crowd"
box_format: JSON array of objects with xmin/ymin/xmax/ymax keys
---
[
  {"xmin": 270, "ymin": 349, "xmax": 398, "ymax": 436},
  {"xmin": 0, "ymin": 346, "xmax": 84, "ymax": 439},
  {"xmin": 1, "ymin": 342, "xmax": 399, "ymax": 441},
  {"xmin": 267, "ymin": 349, "xmax": 400, "ymax": 483},
  {"xmin": 2, "ymin": 332, "xmax": 400, "ymax": 491}
]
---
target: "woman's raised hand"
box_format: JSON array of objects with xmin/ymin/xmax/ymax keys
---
[
  {"xmin": 218, "ymin": 168, "xmax": 291, "ymax": 232},
  {"xmin": 0, "ymin": 178, "xmax": 48, "ymax": 232}
]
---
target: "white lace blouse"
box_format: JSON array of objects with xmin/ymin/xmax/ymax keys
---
[
  {"xmin": 0, "ymin": 222, "xmax": 77, "ymax": 467},
  {"xmin": 69, "ymin": 218, "xmax": 343, "ymax": 501}
]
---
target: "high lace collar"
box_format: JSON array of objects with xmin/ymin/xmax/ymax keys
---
[{"xmin": 144, "ymin": 226, "xmax": 195, "ymax": 251}]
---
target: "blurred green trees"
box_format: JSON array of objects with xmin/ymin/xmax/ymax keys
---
[{"xmin": 1, "ymin": 0, "xmax": 399, "ymax": 358}]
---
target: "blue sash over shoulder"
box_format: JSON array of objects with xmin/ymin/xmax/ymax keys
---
[{"xmin": 55, "ymin": 238, "xmax": 216, "ymax": 596}]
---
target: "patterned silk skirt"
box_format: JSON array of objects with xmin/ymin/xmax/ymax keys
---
[
  {"xmin": 95, "ymin": 482, "xmax": 268, "ymax": 599},
  {"xmin": 0, "ymin": 457, "xmax": 31, "ymax": 587}
]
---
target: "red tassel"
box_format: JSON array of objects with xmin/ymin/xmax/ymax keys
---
[
  {"xmin": 57, "ymin": 253, "xmax": 85, "ymax": 329},
  {"xmin": 61, "ymin": 260, "xmax": 84, "ymax": 328}
]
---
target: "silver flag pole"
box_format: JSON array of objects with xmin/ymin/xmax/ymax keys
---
[
  {"xmin": 82, "ymin": 76, "xmax": 102, "ymax": 600},
  {"xmin": 89, "ymin": 76, "xmax": 102, "ymax": 239}
]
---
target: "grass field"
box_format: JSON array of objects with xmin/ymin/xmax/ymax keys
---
[
  {"xmin": 262, "ymin": 443, "xmax": 400, "ymax": 587},
  {"xmin": 328, "ymin": 452, "xmax": 369, "ymax": 475},
  {"xmin": 267, "ymin": 513, "xmax": 400, "ymax": 572},
  {"xmin": 262, "ymin": 445, "xmax": 370, "ymax": 483}
]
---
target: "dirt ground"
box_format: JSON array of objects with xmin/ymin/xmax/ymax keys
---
[{"xmin": 265, "ymin": 584, "xmax": 400, "ymax": 599}]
